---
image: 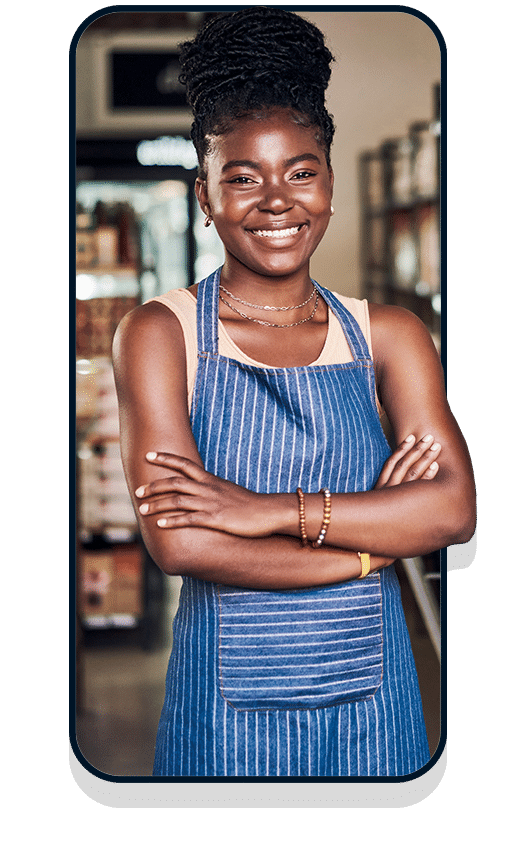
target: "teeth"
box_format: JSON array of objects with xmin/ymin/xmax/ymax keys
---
[{"xmin": 252, "ymin": 226, "xmax": 301, "ymax": 238}]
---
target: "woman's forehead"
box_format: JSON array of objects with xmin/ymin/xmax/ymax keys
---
[{"xmin": 204, "ymin": 109, "xmax": 327, "ymax": 167}]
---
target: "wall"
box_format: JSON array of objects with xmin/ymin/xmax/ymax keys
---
[
  {"xmin": 303, "ymin": 11, "xmax": 441, "ymax": 296},
  {"xmin": 75, "ymin": 9, "xmax": 441, "ymax": 297}
]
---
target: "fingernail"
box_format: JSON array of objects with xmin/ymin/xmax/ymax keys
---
[
  {"xmin": 405, "ymin": 434, "xmax": 415, "ymax": 443},
  {"xmin": 135, "ymin": 486, "xmax": 145, "ymax": 497},
  {"xmin": 430, "ymin": 442, "xmax": 440, "ymax": 451},
  {"xmin": 139, "ymin": 503, "xmax": 149, "ymax": 514},
  {"xmin": 422, "ymin": 434, "xmax": 433, "ymax": 443},
  {"xmin": 428, "ymin": 462, "xmax": 438, "ymax": 470},
  {"xmin": 157, "ymin": 518, "xmax": 167, "ymax": 527},
  {"xmin": 146, "ymin": 452, "xmax": 157, "ymax": 461}
]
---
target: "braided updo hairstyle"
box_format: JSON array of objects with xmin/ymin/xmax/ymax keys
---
[{"xmin": 178, "ymin": 8, "xmax": 336, "ymax": 177}]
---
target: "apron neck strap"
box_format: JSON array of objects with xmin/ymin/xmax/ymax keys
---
[
  {"xmin": 314, "ymin": 284, "xmax": 371, "ymax": 362},
  {"xmin": 196, "ymin": 267, "xmax": 221, "ymax": 355}
]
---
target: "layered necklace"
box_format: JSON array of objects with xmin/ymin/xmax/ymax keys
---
[{"xmin": 219, "ymin": 283, "xmax": 319, "ymax": 328}]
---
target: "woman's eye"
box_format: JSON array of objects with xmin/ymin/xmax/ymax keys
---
[{"xmin": 292, "ymin": 171, "xmax": 316, "ymax": 180}]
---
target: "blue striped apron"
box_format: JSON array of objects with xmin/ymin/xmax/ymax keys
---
[{"xmin": 153, "ymin": 268, "xmax": 429, "ymax": 777}]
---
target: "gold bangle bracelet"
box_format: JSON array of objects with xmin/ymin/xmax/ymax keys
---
[
  {"xmin": 296, "ymin": 487, "xmax": 308, "ymax": 546},
  {"xmin": 312, "ymin": 488, "xmax": 331, "ymax": 548},
  {"xmin": 358, "ymin": 552, "xmax": 371, "ymax": 579}
]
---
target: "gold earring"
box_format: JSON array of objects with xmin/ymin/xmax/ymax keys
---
[
  {"xmin": 204, "ymin": 214, "xmax": 212, "ymax": 228},
  {"xmin": 330, "ymin": 206, "xmax": 335, "ymax": 216}
]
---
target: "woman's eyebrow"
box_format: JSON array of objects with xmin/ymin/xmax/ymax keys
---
[
  {"xmin": 283, "ymin": 153, "xmax": 321, "ymax": 168},
  {"xmin": 221, "ymin": 159, "xmax": 260, "ymax": 173},
  {"xmin": 221, "ymin": 153, "xmax": 322, "ymax": 174}
]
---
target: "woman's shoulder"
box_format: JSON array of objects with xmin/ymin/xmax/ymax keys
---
[
  {"xmin": 148, "ymin": 286, "xmax": 197, "ymax": 314},
  {"xmin": 368, "ymin": 302, "xmax": 433, "ymax": 340},
  {"xmin": 368, "ymin": 301, "xmax": 418, "ymax": 323},
  {"xmin": 116, "ymin": 288, "xmax": 196, "ymax": 340},
  {"xmin": 113, "ymin": 292, "xmax": 193, "ymax": 369},
  {"xmin": 367, "ymin": 302, "xmax": 440, "ymax": 367}
]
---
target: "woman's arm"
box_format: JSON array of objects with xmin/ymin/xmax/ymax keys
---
[
  {"xmin": 112, "ymin": 301, "xmax": 391, "ymax": 589},
  {"xmin": 343, "ymin": 303, "xmax": 476, "ymax": 554},
  {"xmin": 134, "ymin": 306, "xmax": 475, "ymax": 558},
  {"xmin": 290, "ymin": 305, "xmax": 476, "ymax": 555}
]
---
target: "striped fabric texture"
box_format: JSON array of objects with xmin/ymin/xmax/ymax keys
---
[
  {"xmin": 153, "ymin": 269, "xmax": 430, "ymax": 778},
  {"xmin": 217, "ymin": 580, "xmax": 383, "ymax": 711}
]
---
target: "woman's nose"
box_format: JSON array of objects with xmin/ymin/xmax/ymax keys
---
[{"xmin": 257, "ymin": 181, "xmax": 293, "ymax": 213}]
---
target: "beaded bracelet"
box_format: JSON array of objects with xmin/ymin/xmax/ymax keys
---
[
  {"xmin": 312, "ymin": 488, "xmax": 332, "ymax": 548},
  {"xmin": 296, "ymin": 488, "xmax": 308, "ymax": 546},
  {"xmin": 358, "ymin": 552, "xmax": 371, "ymax": 579}
]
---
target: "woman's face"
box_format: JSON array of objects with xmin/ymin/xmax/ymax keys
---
[{"xmin": 196, "ymin": 108, "xmax": 334, "ymax": 281}]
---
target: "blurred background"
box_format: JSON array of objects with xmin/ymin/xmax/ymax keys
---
[{"xmin": 74, "ymin": 8, "xmax": 442, "ymax": 777}]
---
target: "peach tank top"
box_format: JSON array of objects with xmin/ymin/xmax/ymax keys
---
[{"xmin": 150, "ymin": 288, "xmax": 382, "ymax": 416}]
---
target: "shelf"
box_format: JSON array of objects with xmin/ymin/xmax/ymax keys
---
[
  {"xmin": 76, "ymin": 432, "xmax": 121, "ymax": 444},
  {"xmin": 359, "ymin": 88, "xmax": 441, "ymax": 341},
  {"xmin": 363, "ymin": 194, "xmax": 440, "ymax": 218},
  {"xmin": 82, "ymin": 614, "xmax": 138, "ymax": 629},
  {"xmin": 79, "ymin": 529, "xmax": 138, "ymax": 544},
  {"xmin": 76, "ymin": 264, "xmax": 138, "ymax": 277}
]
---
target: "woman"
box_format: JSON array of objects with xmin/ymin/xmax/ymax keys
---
[{"xmin": 113, "ymin": 8, "xmax": 475, "ymax": 778}]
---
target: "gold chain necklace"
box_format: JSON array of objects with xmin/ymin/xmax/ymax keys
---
[
  {"xmin": 219, "ymin": 292, "xmax": 320, "ymax": 328},
  {"xmin": 219, "ymin": 283, "xmax": 316, "ymax": 312}
]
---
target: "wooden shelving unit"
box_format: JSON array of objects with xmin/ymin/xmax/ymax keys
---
[
  {"xmin": 359, "ymin": 84, "xmax": 441, "ymax": 349},
  {"xmin": 75, "ymin": 200, "xmax": 165, "ymax": 656}
]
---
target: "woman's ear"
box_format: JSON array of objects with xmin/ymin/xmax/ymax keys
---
[{"xmin": 195, "ymin": 177, "xmax": 210, "ymax": 216}]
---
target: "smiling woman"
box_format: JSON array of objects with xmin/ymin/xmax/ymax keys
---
[{"xmin": 112, "ymin": 8, "xmax": 475, "ymax": 779}]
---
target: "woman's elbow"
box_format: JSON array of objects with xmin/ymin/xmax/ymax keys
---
[
  {"xmin": 143, "ymin": 526, "xmax": 223, "ymax": 579},
  {"xmin": 450, "ymin": 506, "xmax": 476, "ymax": 545},
  {"xmin": 443, "ymin": 483, "xmax": 477, "ymax": 546},
  {"xmin": 140, "ymin": 527, "xmax": 196, "ymax": 577}
]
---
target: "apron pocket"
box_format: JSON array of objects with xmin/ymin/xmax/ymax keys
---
[{"xmin": 217, "ymin": 577, "xmax": 383, "ymax": 711}]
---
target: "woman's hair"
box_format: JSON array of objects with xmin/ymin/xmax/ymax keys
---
[{"xmin": 178, "ymin": 7, "xmax": 336, "ymax": 175}]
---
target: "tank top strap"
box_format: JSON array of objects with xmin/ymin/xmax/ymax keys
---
[
  {"xmin": 315, "ymin": 283, "xmax": 372, "ymax": 362},
  {"xmin": 196, "ymin": 268, "xmax": 221, "ymax": 355}
]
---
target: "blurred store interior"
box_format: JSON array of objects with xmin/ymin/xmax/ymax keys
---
[{"xmin": 74, "ymin": 9, "xmax": 443, "ymax": 777}]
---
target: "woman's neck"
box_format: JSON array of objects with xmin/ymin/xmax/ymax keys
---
[{"xmin": 219, "ymin": 260, "xmax": 315, "ymax": 307}]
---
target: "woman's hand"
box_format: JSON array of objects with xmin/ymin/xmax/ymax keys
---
[
  {"xmin": 135, "ymin": 434, "xmax": 442, "ymax": 540},
  {"xmin": 374, "ymin": 433, "xmax": 441, "ymax": 489},
  {"xmin": 360, "ymin": 434, "xmax": 440, "ymax": 573},
  {"xmin": 135, "ymin": 452, "xmax": 274, "ymax": 537}
]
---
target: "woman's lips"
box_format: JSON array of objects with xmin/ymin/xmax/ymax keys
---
[{"xmin": 249, "ymin": 225, "xmax": 303, "ymax": 238}]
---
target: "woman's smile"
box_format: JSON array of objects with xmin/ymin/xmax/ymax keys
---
[{"xmin": 249, "ymin": 224, "xmax": 304, "ymax": 239}]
